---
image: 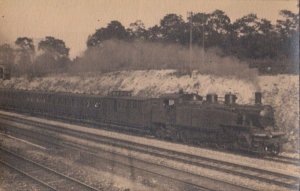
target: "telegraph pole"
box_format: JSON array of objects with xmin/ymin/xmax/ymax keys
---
[
  {"xmin": 187, "ymin": 11, "xmax": 193, "ymax": 76},
  {"xmin": 202, "ymin": 13, "xmax": 205, "ymax": 64}
]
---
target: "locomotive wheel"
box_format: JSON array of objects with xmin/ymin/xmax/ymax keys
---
[
  {"xmin": 155, "ymin": 129, "xmax": 163, "ymax": 139},
  {"xmin": 179, "ymin": 131, "xmax": 188, "ymax": 144},
  {"xmin": 154, "ymin": 125, "xmax": 166, "ymax": 139},
  {"xmin": 271, "ymin": 144, "xmax": 281, "ymax": 156},
  {"xmin": 263, "ymin": 144, "xmax": 280, "ymax": 156},
  {"xmin": 216, "ymin": 133, "xmax": 225, "ymax": 148}
]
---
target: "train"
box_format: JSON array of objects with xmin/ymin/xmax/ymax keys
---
[{"xmin": 0, "ymin": 88, "xmax": 287, "ymax": 155}]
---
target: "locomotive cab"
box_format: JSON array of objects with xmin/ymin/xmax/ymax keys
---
[{"xmin": 151, "ymin": 91, "xmax": 203, "ymax": 138}]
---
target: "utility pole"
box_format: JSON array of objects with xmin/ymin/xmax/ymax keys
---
[
  {"xmin": 202, "ymin": 14, "xmax": 205, "ymax": 64},
  {"xmin": 187, "ymin": 11, "xmax": 193, "ymax": 76}
]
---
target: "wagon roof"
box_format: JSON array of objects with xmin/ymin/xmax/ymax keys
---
[
  {"xmin": 103, "ymin": 95, "xmax": 150, "ymax": 101},
  {"xmin": 160, "ymin": 92, "xmax": 200, "ymax": 99}
]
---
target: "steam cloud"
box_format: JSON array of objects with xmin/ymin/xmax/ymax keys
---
[{"xmin": 72, "ymin": 40, "xmax": 258, "ymax": 81}]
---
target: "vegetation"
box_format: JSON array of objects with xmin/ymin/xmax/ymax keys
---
[
  {"xmin": 1, "ymin": 36, "xmax": 70, "ymax": 77},
  {"xmin": 0, "ymin": 8, "xmax": 298, "ymax": 77},
  {"xmin": 85, "ymin": 9, "xmax": 298, "ymax": 74}
]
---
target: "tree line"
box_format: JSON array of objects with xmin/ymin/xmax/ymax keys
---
[
  {"xmin": 0, "ymin": 8, "xmax": 298, "ymax": 77},
  {"xmin": 86, "ymin": 9, "xmax": 299, "ymax": 74},
  {"xmin": 0, "ymin": 36, "xmax": 70, "ymax": 77}
]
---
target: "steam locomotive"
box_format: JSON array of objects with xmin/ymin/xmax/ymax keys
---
[{"xmin": 0, "ymin": 89, "xmax": 287, "ymax": 155}]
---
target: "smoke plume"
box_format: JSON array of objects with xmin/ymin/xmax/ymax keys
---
[{"xmin": 71, "ymin": 40, "xmax": 259, "ymax": 82}]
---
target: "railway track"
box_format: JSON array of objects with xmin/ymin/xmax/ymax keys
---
[
  {"xmin": 0, "ymin": 147, "xmax": 101, "ymax": 191},
  {"xmin": 0, "ymin": 123, "xmax": 256, "ymax": 191},
  {"xmin": 0, "ymin": 113, "xmax": 299, "ymax": 190},
  {"xmin": 264, "ymin": 155, "xmax": 300, "ymax": 166},
  {"xmin": 1, "ymin": 107, "xmax": 148, "ymax": 135}
]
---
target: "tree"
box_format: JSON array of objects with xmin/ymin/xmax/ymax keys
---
[
  {"xmin": 38, "ymin": 36, "xmax": 69, "ymax": 58},
  {"xmin": 231, "ymin": 14, "xmax": 277, "ymax": 59},
  {"xmin": 160, "ymin": 14, "xmax": 188, "ymax": 44},
  {"xmin": 277, "ymin": 9, "xmax": 299, "ymax": 73},
  {"xmin": 0, "ymin": 44, "xmax": 14, "ymax": 66},
  {"xmin": 189, "ymin": 12, "xmax": 209, "ymax": 47},
  {"xmin": 15, "ymin": 37, "xmax": 34, "ymax": 51},
  {"xmin": 14, "ymin": 37, "xmax": 35, "ymax": 75},
  {"xmin": 276, "ymin": 9, "xmax": 299, "ymax": 60},
  {"xmin": 87, "ymin": 20, "xmax": 129, "ymax": 47},
  {"xmin": 127, "ymin": 20, "xmax": 147, "ymax": 40},
  {"xmin": 146, "ymin": 25, "xmax": 162, "ymax": 42},
  {"xmin": 106, "ymin": 20, "xmax": 128, "ymax": 39},
  {"xmin": 232, "ymin": 14, "xmax": 260, "ymax": 37},
  {"xmin": 15, "ymin": 37, "xmax": 35, "ymax": 65},
  {"xmin": 276, "ymin": 10, "xmax": 299, "ymax": 38},
  {"xmin": 206, "ymin": 10, "xmax": 231, "ymax": 48},
  {"xmin": 36, "ymin": 36, "xmax": 70, "ymax": 73}
]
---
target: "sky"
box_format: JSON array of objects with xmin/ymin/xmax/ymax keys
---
[{"xmin": 0, "ymin": 0, "xmax": 298, "ymax": 58}]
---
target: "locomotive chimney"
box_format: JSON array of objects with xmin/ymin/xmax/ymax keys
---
[
  {"xmin": 255, "ymin": 92, "xmax": 262, "ymax": 105},
  {"xmin": 206, "ymin": 94, "xmax": 218, "ymax": 103},
  {"xmin": 225, "ymin": 93, "xmax": 237, "ymax": 105}
]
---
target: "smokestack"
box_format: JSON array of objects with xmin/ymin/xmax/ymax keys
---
[
  {"xmin": 255, "ymin": 92, "xmax": 262, "ymax": 105},
  {"xmin": 225, "ymin": 93, "xmax": 237, "ymax": 105},
  {"xmin": 206, "ymin": 94, "xmax": 218, "ymax": 103}
]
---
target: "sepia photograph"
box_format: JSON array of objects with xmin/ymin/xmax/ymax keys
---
[{"xmin": 0, "ymin": 0, "xmax": 299, "ymax": 190}]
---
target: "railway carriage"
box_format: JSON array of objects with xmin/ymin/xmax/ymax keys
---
[{"xmin": 101, "ymin": 91, "xmax": 152, "ymax": 129}]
